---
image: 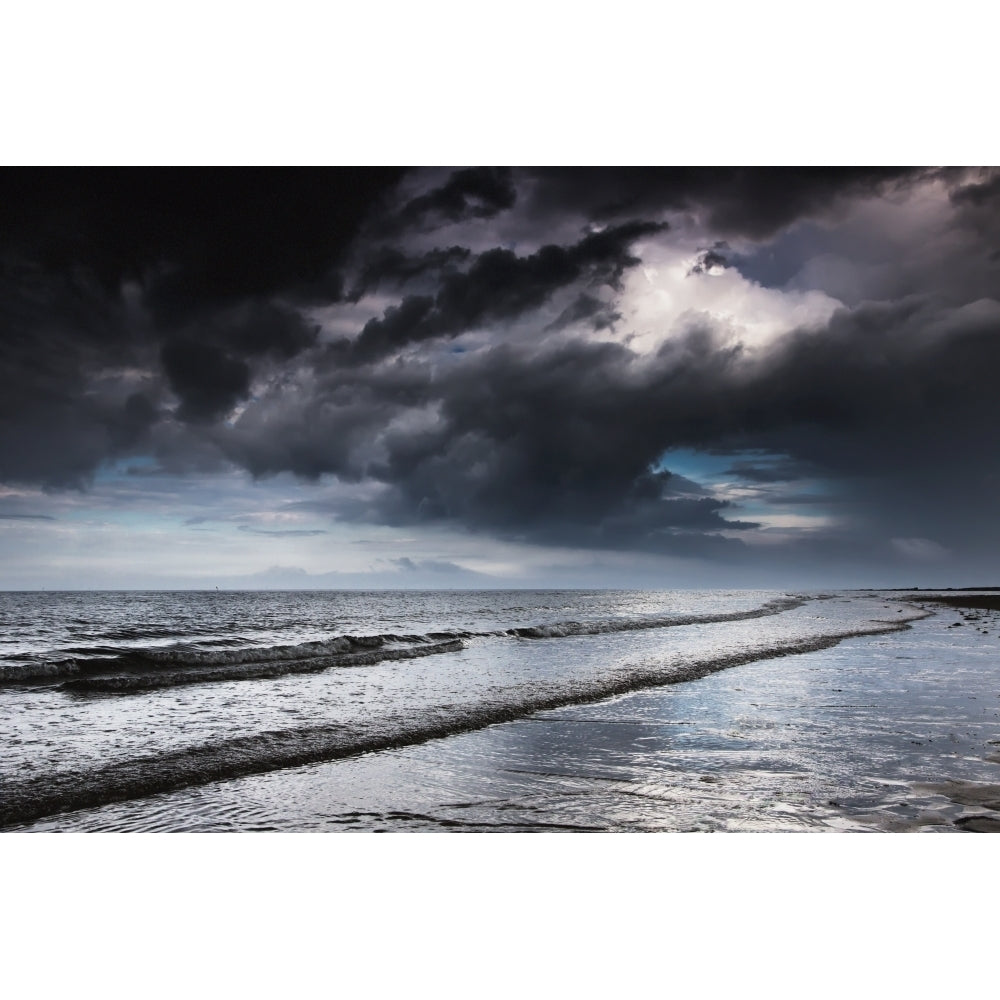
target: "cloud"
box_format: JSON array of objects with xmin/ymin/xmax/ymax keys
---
[
  {"xmin": 0, "ymin": 513, "xmax": 54, "ymax": 520},
  {"xmin": 220, "ymin": 331, "xmax": 771, "ymax": 555},
  {"xmin": 948, "ymin": 168, "xmax": 1000, "ymax": 209},
  {"xmin": 524, "ymin": 167, "xmax": 926, "ymax": 238},
  {"xmin": 0, "ymin": 168, "xmax": 408, "ymax": 313},
  {"xmin": 395, "ymin": 167, "xmax": 517, "ymax": 229},
  {"xmin": 545, "ymin": 293, "xmax": 622, "ymax": 332},
  {"xmin": 347, "ymin": 245, "xmax": 471, "ymax": 302},
  {"xmin": 214, "ymin": 285, "xmax": 1000, "ymax": 566},
  {"xmin": 390, "ymin": 556, "xmax": 472, "ymax": 574},
  {"xmin": 331, "ymin": 220, "xmax": 665, "ymax": 366},
  {"xmin": 161, "ymin": 340, "xmax": 251, "ymax": 424},
  {"xmin": 0, "ymin": 169, "xmax": 408, "ymax": 487},
  {"xmin": 689, "ymin": 243, "xmax": 731, "ymax": 275},
  {"xmin": 3, "ymin": 168, "xmax": 1000, "ymax": 582},
  {"xmin": 236, "ymin": 525, "xmax": 328, "ymax": 537}
]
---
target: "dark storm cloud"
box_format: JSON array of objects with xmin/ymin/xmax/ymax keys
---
[
  {"xmin": 948, "ymin": 169, "xmax": 1000, "ymax": 208},
  {"xmin": 333, "ymin": 221, "xmax": 665, "ymax": 365},
  {"xmin": 525, "ymin": 167, "xmax": 926, "ymax": 238},
  {"xmin": 346, "ymin": 246, "xmax": 471, "ymax": 302},
  {"xmin": 0, "ymin": 167, "xmax": 926, "ymax": 488},
  {"xmin": 395, "ymin": 167, "xmax": 517, "ymax": 229},
  {"xmin": 0, "ymin": 168, "xmax": 408, "ymax": 314},
  {"xmin": 0, "ymin": 255, "xmax": 161, "ymax": 486},
  {"xmin": 0, "ymin": 168, "xmax": 406, "ymax": 485},
  {"xmin": 217, "ymin": 285, "xmax": 1000, "ymax": 559},
  {"xmin": 945, "ymin": 169, "xmax": 1000, "ymax": 258},
  {"xmin": 356, "ymin": 341, "xmax": 768, "ymax": 554},
  {"xmin": 109, "ymin": 392, "xmax": 160, "ymax": 448},
  {"xmin": 160, "ymin": 302, "xmax": 320, "ymax": 423},
  {"xmin": 160, "ymin": 340, "xmax": 251, "ymax": 424},
  {"xmin": 0, "ymin": 513, "xmax": 55, "ymax": 520},
  {"xmin": 220, "ymin": 333, "xmax": 765, "ymax": 555},
  {"xmin": 3, "ymin": 167, "xmax": 1000, "ymax": 575},
  {"xmin": 205, "ymin": 302, "xmax": 319, "ymax": 360}
]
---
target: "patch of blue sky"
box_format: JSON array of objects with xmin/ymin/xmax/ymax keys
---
[
  {"xmin": 655, "ymin": 447, "xmax": 838, "ymax": 525},
  {"xmin": 654, "ymin": 447, "xmax": 776, "ymax": 485}
]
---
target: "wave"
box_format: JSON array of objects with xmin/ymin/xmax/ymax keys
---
[
  {"xmin": 63, "ymin": 638, "xmax": 464, "ymax": 693},
  {"xmin": 0, "ymin": 632, "xmax": 465, "ymax": 684},
  {"xmin": 0, "ymin": 596, "xmax": 805, "ymax": 687},
  {"xmin": 505, "ymin": 596, "xmax": 803, "ymax": 638},
  {"xmin": 0, "ymin": 659, "xmax": 81, "ymax": 682},
  {"xmin": 0, "ymin": 614, "xmax": 923, "ymax": 829}
]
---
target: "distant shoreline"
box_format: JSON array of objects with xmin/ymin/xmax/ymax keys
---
[{"xmin": 902, "ymin": 593, "xmax": 1000, "ymax": 612}]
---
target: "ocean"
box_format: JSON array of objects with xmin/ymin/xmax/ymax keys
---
[{"xmin": 2, "ymin": 588, "xmax": 998, "ymax": 832}]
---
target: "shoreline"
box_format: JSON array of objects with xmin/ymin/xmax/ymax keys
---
[
  {"xmin": 0, "ymin": 616, "xmax": 914, "ymax": 830},
  {"xmin": 11, "ymin": 594, "xmax": 1000, "ymax": 832}
]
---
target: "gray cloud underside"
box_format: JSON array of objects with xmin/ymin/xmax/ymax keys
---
[{"xmin": 215, "ymin": 293, "xmax": 1000, "ymax": 557}]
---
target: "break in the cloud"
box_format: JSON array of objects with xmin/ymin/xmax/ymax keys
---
[{"xmin": 1, "ymin": 167, "xmax": 998, "ymax": 588}]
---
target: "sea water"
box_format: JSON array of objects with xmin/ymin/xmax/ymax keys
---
[{"xmin": 2, "ymin": 589, "xmax": 997, "ymax": 831}]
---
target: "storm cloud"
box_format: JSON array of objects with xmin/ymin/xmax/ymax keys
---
[
  {"xmin": 2, "ymin": 166, "xmax": 999, "ymax": 584},
  {"xmin": 332, "ymin": 220, "xmax": 664, "ymax": 365},
  {"xmin": 220, "ymin": 291, "xmax": 1000, "ymax": 558},
  {"xmin": 395, "ymin": 167, "xmax": 518, "ymax": 229},
  {"xmin": 523, "ymin": 167, "xmax": 926, "ymax": 238}
]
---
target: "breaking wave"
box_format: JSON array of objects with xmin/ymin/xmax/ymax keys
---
[
  {"xmin": 64, "ymin": 639, "xmax": 465, "ymax": 692},
  {"xmin": 0, "ymin": 595, "xmax": 803, "ymax": 686},
  {"xmin": 0, "ymin": 632, "xmax": 465, "ymax": 685},
  {"xmin": 0, "ymin": 659, "xmax": 82, "ymax": 682}
]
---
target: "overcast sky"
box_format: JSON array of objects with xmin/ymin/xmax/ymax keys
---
[{"xmin": 2, "ymin": 167, "xmax": 999, "ymax": 589}]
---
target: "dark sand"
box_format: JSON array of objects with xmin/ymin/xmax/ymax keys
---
[{"xmin": 904, "ymin": 593, "xmax": 1000, "ymax": 612}]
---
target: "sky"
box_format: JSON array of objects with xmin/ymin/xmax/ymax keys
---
[{"xmin": 2, "ymin": 166, "xmax": 1000, "ymax": 589}]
